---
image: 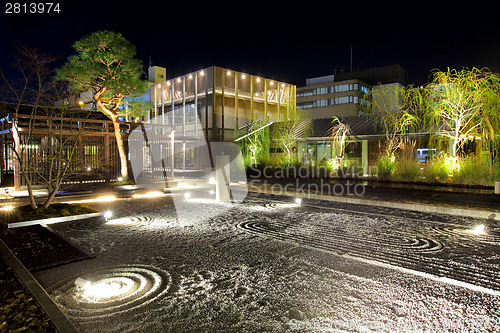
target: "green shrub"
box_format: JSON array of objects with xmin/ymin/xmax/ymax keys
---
[
  {"xmin": 422, "ymin": 154, "xmax": 452, "ymax": 182},
  {"xmin": 377, "ymin": 155, "xmax": 397, "ymax": 180},
  {"xmin": 394, "ymin": 158, "xmax": 421, "ymax": 182},
  {"xmin": 453, "ymin": 156, "xmax": 500, "ymax": 186}
]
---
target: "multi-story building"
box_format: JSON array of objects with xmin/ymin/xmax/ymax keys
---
[
  {"xmin": 146, "ymin": 66, "xmax": 296, "ymax": 142},
  {"xmin": 296, "ymin": 64, "xmax": 407, "ymax": 119},
  {"xmin": 135, "ymin": 66, "xmax": 297, "ymax": 176}
]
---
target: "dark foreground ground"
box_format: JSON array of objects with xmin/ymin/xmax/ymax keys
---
[
  {"xmin": 7, "ymin": 189, "xmax": 494, "ymax": 333},
  {"xmin": 0, "ymin": 256, "xmax": 56, "ymax": 332}
]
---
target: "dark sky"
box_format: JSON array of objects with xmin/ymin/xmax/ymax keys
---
[{"xmin": 1, "ymin": 1, "xmax": 499, "ymax": 87}]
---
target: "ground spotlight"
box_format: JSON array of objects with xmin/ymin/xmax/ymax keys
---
[
  {"xmin": 184, "ymin": 192, "xmax": 191, "ymax": 199},
  {"xmin": 295, "ymin": 198, "xmax": 302, "ymax": 205},
  {"xmin": 104, "ymin": 211, "xmax": 113, "ymax": 221},
  {"xmin": 74, "ymin": 277, "xmax": 91, "ymax": 290},
  {"xmin": 471, "ymin": 224, "xmax": 486, "ymax": 235}
]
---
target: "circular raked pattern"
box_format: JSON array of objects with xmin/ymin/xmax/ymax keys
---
[
  {"xmin": 53, "ymin": 265, "xmax": 171, "ymax": 318},
  {"xmin": 237, "ymin": 215, "xmax": 500, "ymax": 292},
  {"xmin": 432, "ymin": 225, "xmax": 500, "ymax": 244}
]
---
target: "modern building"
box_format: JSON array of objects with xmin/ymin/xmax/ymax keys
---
[
  {"xmin": 275, "ymin": 116, "xmax": 429, "ymax": 175},
  {"xmin": 125, "ymin": 66, "xmax": 298, "ymax": 178},
  {"xmin": 147, "ymin": 66, "xmax": 296, "ymax": 142},
  {"xmin": 296, "ymin": 64, "xmax": 407, "ymax": 119}
]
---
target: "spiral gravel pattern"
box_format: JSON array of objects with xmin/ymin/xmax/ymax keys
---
[{"xmin": 52, "ymin": 265, "xmax": 171, "ymax": 319}]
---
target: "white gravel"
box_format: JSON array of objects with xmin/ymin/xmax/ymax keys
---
[{"xmin": 34, "ymin": 192, "xmax": 500, "ymax": 332}]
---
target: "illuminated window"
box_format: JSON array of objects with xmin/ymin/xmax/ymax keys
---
[
  {"xmin": 335, "ymin": 84, "xmax": 349, "ymax": 93},
  {"xmin": 297, "ymin": 89, "xmax": 314, "ymax": 97}
]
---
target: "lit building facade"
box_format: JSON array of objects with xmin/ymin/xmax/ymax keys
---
[
  {"xmin": 136, "ymin": 66, "xmax": 296, "ymax": 176},
  {"xmin": 297, "ymin": 77, "xmax": 371, "ymax": 118},
  {"xmin": 147, "ymin": 66, "xmax": 296, "ymax": 142},
  {"xmin": 297, "ymin": 64, "xmax": 408, "ymax": 119}
]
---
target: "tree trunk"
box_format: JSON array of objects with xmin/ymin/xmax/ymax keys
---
[
  {"xmin": 111, "ymin": 115, "xmax": 129, "ymax": 180},
  {"xmin": 21, "ymin": 173, "xmax": 37, "ymax": 209},
  {"xmin": 43, "ymin": 185, "xmax": 59, "ymax": 208}
]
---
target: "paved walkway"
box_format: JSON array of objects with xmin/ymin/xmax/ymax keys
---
[
  {"xmin": 247, "ymin": 178, "xmax": 500, "ymax": 212},
  {"xmin": 2, "ymin": 178, "xmax": 499, "ymax": 213}
]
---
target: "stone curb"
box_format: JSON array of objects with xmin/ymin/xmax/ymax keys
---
[
  {"xmin": 8, "ymin": 212, "xmax": 103, "ymax": 229},
  {"xmin": 248, "ymin": 185, "xmax": 500, "ymax": 221},
  {"xmin": 0, "ymin": 238, "xmax": 79, "ymax": 333}
]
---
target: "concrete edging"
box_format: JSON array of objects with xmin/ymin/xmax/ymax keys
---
[
  {"xmin": 8, "ymin": 212, "xmax": 103, "ymax": 229},
  {"xmin": 0, "ymin": 238, "xmax": 79, "ymax": 333},
  {"xmin": 248, "ymin": 185, "xmax": 500, "ymax": 221}
]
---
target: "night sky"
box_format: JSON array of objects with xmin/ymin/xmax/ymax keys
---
[{"xmin": 1, "ymin": 1, "xmax": 499, "ymax": 87}]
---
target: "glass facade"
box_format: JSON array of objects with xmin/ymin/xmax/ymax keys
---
[
  {"xmin": 297, "ymin": 95, "xmax": 369, "ymax": 109},
  {"xmin": 147, "ymin": 66, "xmax": 296, "ymax": 142},
  {"xmin": 296, "ymin": 83, "xmax": 370, "ymax": 97},
  {"xmin": 296, "ymin": 80, "xmax": 371, "ymax": 117},
  {"xmin": 143, "ymin": 66, "xmax": 296, "ymax": 175}
]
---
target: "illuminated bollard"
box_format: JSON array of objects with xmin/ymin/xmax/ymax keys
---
[{"xmin": 216, "ymin": 155, "xmax": 231, "ymax": 202}]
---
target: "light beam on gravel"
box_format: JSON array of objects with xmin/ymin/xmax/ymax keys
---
[
  {"xmin": 470, "ymin": 224, "xmax": 486, "ymax": 235},
  {"xmin": 63, "ymin": 195, "xmax": 117, "ymax": 204},
  {"xmin": 345, "ymin": 254, "xmax": 500, "ymax": 297},
  {"xmin": 132, "ymin": 192, "xmax": 166, "ymax": 198}
]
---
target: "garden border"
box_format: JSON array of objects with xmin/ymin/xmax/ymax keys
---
[
  {"xmin": 8, "ymin": 212, "xmax": 103, "ymax": 229},
  {"xmin": 0, "ymin": 238, "xmax": 79, "ymax": 333}
]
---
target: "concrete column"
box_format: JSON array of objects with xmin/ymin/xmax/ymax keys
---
[
  {"xmin": 362, "ymin": 139, "xmax": 368, "ymax": 176},
  {"xmin": 216, "ymin": 155, "xmax": 231, "ymax": 202},
  {"xmin": 12, "ymin": 122, "xmax": 20, "ymax": 190}
]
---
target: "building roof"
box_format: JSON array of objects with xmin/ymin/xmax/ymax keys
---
[
  {"xmin": 334, "ymin": 64, "xmax": 407, "ymax": 86},
  {"xmin": 282, "ymin": 114, "xmax": 429, "ymax": 141},
  {"xmin": 286, "ymin": 116, "xmax": 382, "ymax": 140}
]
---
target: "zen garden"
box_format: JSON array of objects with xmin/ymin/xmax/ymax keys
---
[{"xmin": 1, "ymin": 30, "xmax": 500, "ymax": 333}]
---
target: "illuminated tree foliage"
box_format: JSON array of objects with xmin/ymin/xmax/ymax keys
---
[
  {"xmin": 56, "ymin": 30, "xmax": 148, "ymax": 180},
  {"xmin": 365, "ymin": 84, "xmax": 421, "ymax": 157},
  {"xmin": 272, "ymin": 108, "xmax": 311, "ymax": 166},
  {"xmin": 237, "ymin": 118, "xmax": 272, "ymax": 167},
  {"xmin": 329, "ymin": 116, "xmax": 351, "ymax": 160},
  {"xmin": 424, "ymin": 67, "xmax": 500, "ymax": 157}
]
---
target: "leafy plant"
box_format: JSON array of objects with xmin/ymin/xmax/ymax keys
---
[
  {"xmin": 394, "ymin": 158, "xmax": 421, "ymax": 182},
  {"xmin": 376, "ymin": 155, "xmax": 397, "ymax": 180}
]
